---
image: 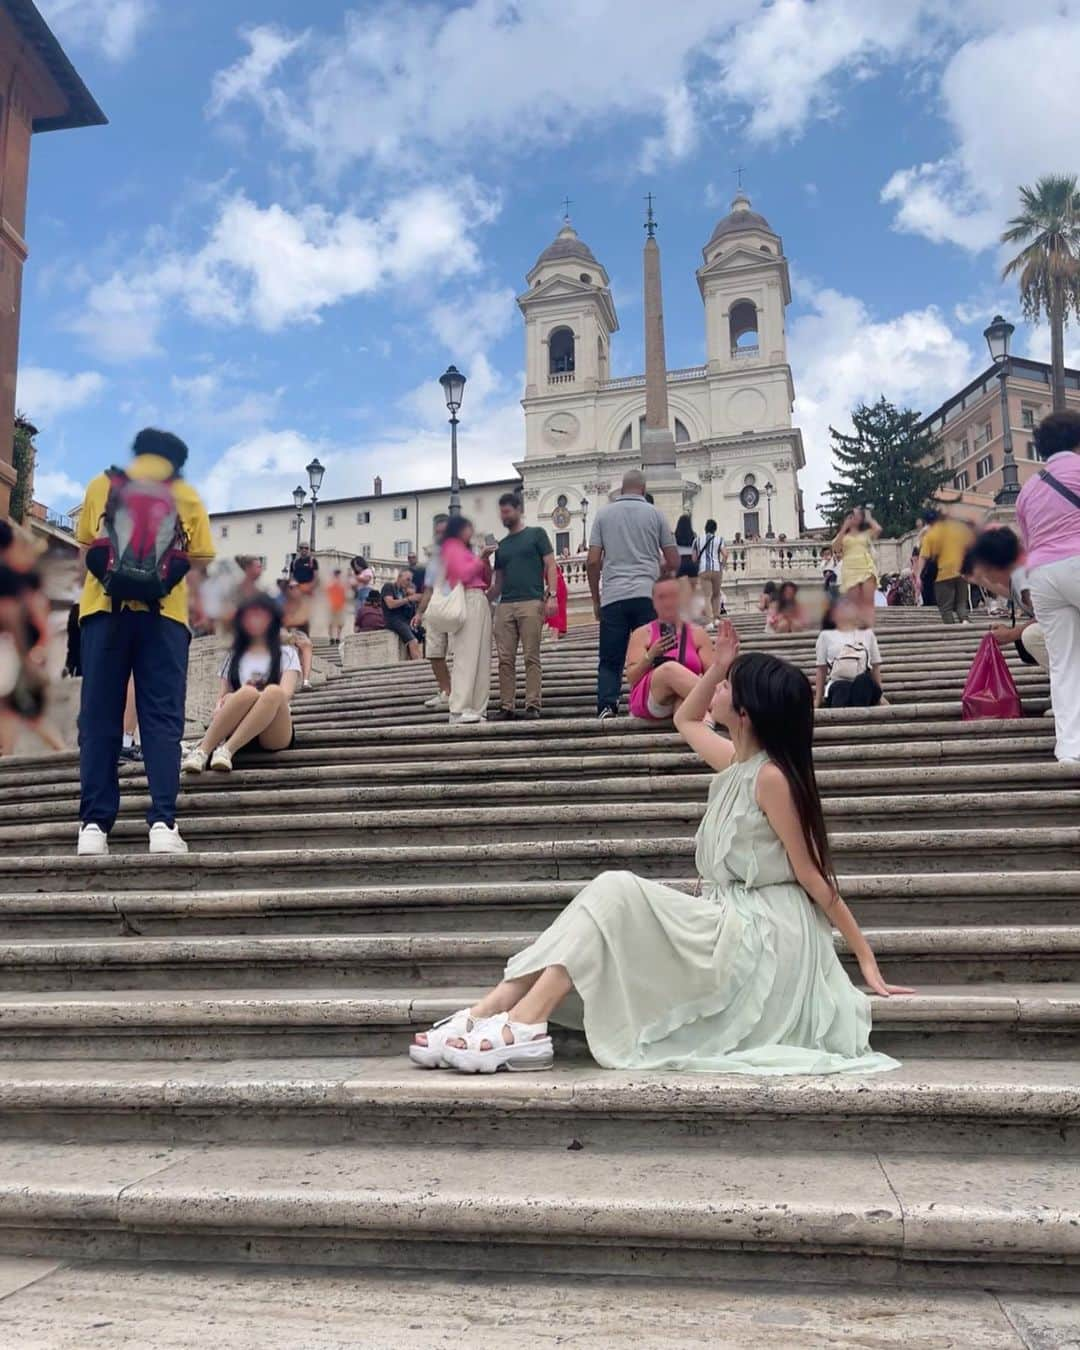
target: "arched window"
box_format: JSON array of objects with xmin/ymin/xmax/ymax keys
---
[
  {"xmin": 674, "ymin": 418, "xmax": 690, "ymax": 444},
  {"xmin": 618, "ymin": 422, "xmax": 633, "ymax": 451},
  {"xmin": 549, "ymin": 327, "xmax": 575, "ymax": 375},
  {"xmin": 556, "ymin": 494, "xmax": 568, "ymax": 508},
  {"xmin": 618, "ymin": 415, "xmax": 691, "ymax": 449},
  {"xmin": 729, "ymin": 300, "xmax": 759, "ymax": 356},
  {"xmin": 597, "ymin": 336, "xmax": 608, "ymax": 382},
  {"xmin": 744, "ymin": 473, "xmax": 756, "ymax": 486}
]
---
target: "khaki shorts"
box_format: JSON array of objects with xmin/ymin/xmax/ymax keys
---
[{"xmin": 426, "ymin": 628, "xmax": 449, "ymax": 660}]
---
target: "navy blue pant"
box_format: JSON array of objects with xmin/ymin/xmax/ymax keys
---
[
  {"xmin": 79, "ymin": 610, "xmax": 189, "ymax": 832},
  {"xmin": 597, "ymin": 595, "xmax": 656, "ymax": 713}
]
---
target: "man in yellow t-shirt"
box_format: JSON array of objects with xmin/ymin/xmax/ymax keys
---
[
  {"xmin": 915, "ymin": 508, "xmax": 975, "ymax": 624},
  {"xmin": 75, "ymin": 429, "xmax": 215, "ymax": 857}
]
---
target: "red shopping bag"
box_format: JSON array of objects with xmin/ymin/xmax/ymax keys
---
[{"xmin": 961, "ymin": 632, "xmax": 1023, "ymax": 721}]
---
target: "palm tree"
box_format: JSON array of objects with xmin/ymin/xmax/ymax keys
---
[{"xmin": 1002, "ymin": 175, "xmax": 1080, "ymax": 412}]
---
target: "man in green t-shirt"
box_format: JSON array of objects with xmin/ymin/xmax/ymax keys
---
[{"xmin": 488, "ymin": 492, "xmax": 559, "ymax": 719}]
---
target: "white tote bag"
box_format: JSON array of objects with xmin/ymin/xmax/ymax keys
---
[{"xmin": 424, "ymin": 581, "xmax": 467, "ymax": 634}]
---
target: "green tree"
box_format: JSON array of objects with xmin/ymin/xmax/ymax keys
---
[
  {"xmin": 1001, "ymin": 175, "xmax": 1080, "ymax": 413},
  {"xmin": 821, "ymin": 397, "xmax": 951, "ymax": 537},
  {"xmin": 8, "ymin": 415, "xmax": 37, "ymax": 524}
]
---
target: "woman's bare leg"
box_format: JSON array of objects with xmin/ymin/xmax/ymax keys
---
[
  {"xmin": 647, "ymin": 661, "xmax": 701, "ymax": 717},
  {"xmin": 197, "ymin": 686, "xmax": 259, "ymax": 754},
  {"xmin": 415, "ymin": 972, "xmax": 542, "ymax": 1048},
  {"xmin": 256, "ymin": 698, "xmax": 294, "ymax": 751},
  {"xmin": 225, "ymin": 685, "xmax": 289, "ymax": 754}
]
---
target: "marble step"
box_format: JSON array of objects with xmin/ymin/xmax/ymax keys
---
[
  {"xmin": 3, "ymin": 872, "xmax": 1077, "ymax": 938},
  {"xmin": 0, "ymin": 1260, "xmax": 1068, "ymax": 1350},
  {"xmin": 0, "ymin": 1057, "xmax": 1075, "ymax": 1154},
  {"xmin": 0, "ymin": 1137, "xmax": 1075, "ymax": 1291},
  {"xmin": 0, "ymin": 982, "xmax": 1070, "ymax": 1060},
  {"xmin": 0, "ymin": 926, "xmax": 1074, "ymax": 992},
  {"xmin": 7, "ymin": 793, "xmax": 1079, "ymax": 856}
]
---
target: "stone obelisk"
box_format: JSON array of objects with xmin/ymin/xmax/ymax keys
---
[{"xmin": 640, "ymin": 195, "xmax": 682, "ymax": 520}]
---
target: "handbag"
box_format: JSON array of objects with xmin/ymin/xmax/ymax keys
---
[
  {"xmin": 424, "ymin": 581, "xmax": 467, "ymax": 634},
  {"xmin": 961, "ymin": 632, "xmax": 1022, "ymax": 721}
]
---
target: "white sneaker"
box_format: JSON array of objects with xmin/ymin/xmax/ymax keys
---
[
  {"xmin": 302, "ymin": 679, "xmax": 313, "ymax": 692},
  {"xmin": 1044, "ymin": 708, "xmax": 1056, "ymax": 719},
  {"xmin": 77, "ymin": 824, "xmax": 109, "ymax": 857},
  {"xmin": 182, "ymin": 746, "xmax": 209, "ymax": 774},
  {"xmin": 424, "ymin": 691, "xmax": 450, "ymax": 709},
  {"xmin": 458, "ymin": 711, "xmax": 484, "ymax": 724},
  {"xmin": 210, "ymin": 745, "xmax": 233, "ymax": 773},
  {"xmin": 149, "ymin": 822, "xmax": 188, "ymax": 854}
]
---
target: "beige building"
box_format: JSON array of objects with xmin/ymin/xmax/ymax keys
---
[
  {"xmin": 920, "ymin": 356, "xmax": 1080, "ymax": 500},
  {"xmin": 209, "ymin": 476, "xmax": 521, "ymax": 574}
]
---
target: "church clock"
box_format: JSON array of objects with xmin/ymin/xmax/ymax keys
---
[
  {"xmin": 542, "ymin": 411, "xmax": 580, "ymax": 448},
  {"xmin": 739, "ymin": 484, "xmax": 760, "ymax": 509}
]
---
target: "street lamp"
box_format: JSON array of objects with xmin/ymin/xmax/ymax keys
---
[
  {"xmin": 984, "ymin": 314, "xmax": 1019, "ymax": 506},
  {"xmin": 580, "ymin": 497, "xmax": 589, "ymax": 552},
  {"xmin": 439, "ymin": 364, "xmax": 467, "ymax": 516},
  {"xmin": 291, "ymin": 484, "xmax": 306, "ymax": 560},
  {"xmin": 765, "ymin": 481, "xmax": 775, "ymax": 539},
  {"xmin": 306, "ymin": 458, "xmax": 325, "ymax": 550}
]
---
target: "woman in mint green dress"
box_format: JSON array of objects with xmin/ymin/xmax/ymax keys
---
[{"xmin": 411, "ymin": 621, "xmax": 911, "ymax": 1075}]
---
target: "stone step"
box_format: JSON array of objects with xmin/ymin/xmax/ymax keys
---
[
  {"xmin": 8, "ymin": 792, "xmax": 1079, "ymax": 855},
  {"xmin": 2, "ymin": 872, "xmax": 1077, "ymax": 937},
  {"xmin": 0, "ymin": 1057, "xmax": 1075, "ymax": 1155},
  {"xmin": 0, "ymin": 1137, "xmax": 1075, "ymax": 1291},
  {"xmin": 8, "ymin": 761, "xmax": 1078, "ymax": 825},
  {"xmin": 0, "ymin": 926, "xmax": 1074, "ymax": 992},
  {"xmin": 0, "ymin": 981, "xmax": 1071, "ymax": 1060},
  {"xmin": 0, "ymin": 1259, "xmax": 1067, "ymax": 1349}
]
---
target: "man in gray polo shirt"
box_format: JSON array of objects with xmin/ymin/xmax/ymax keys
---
[{"xmin": 587, "ymin": 470, "xmax": 679, "ymax": 718}]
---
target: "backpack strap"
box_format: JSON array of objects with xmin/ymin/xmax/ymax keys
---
[{"xmin": 1040, "ymin": 469, "xmax": 1080, "ymax": 511}]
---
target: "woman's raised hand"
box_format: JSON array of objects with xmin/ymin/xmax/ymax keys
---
[{"xmin": 711, "ymin": 619, "xmax": 740, "ymax": 676}]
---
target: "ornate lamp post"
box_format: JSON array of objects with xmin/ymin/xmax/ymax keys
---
[
  {"xmin": 580, "ymin": 497, "xmax": 589, "ymax": 552},
  {"xmin": 765, "ymin": 481, "xmax": 775, "ymax": 539},
  {"xmin": 984, "ymin": 314, "xmax": 1019, "ymax": 506},
  {"xmin": 306, "ymin": 457, "xmax": 325, "ymax": 550},
  {"xmin": 439, "ymin": 365, "xmax": 466, "ymax": 516},
  {"xmin": 291, "ymin": 484, "xmax": 306, "ymax": 563}
]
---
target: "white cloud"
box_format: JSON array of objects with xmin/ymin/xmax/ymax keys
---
[
  {"xmin": 69, "ymin": 183, "xmax": 498, "ymax": 360},
  {"xmin": 207, "ymin": 25, "xmax": 307, "ymax": 118},
  {"xmin": 882, "ymin": 16, "xmax": 1080, "ymax": 251},
  {"xmin": 639, "ymin": 85, "xmax": 698, "ymax": 173},
  {"xmin": 789, "ymin": 282, "xmax": 975, "ymax": 520},
  {"xmin": 429, "ymin": 286, "xmax": 516, "ymax": 362},
  {"xmin": 39, "ymin": 0, "xmax": 152, "ymax": 62},
  {"xmin": 32, "ymin": 469, "xmax": 84, "ymax": 511},
  {"xmin": 16, "ymin": 367, "xmax": 106, "ymax": 424}
]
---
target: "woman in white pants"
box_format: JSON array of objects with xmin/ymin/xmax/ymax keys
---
[
  {"xmin": 440, "ymin": 515, "xmax": 493, "ymax": 724},
  {"xmin": 1017, "ymin": 412, "xmax": 1080, "ymax": 763}
]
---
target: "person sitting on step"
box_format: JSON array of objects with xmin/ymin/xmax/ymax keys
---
[
  {"xmin": 814, "ymin": 596, "xmax": 885, "ymax": 709},
  {"xmin": 624, "ymin": 577, "xmax": 712, "ymax": 723},
  {"xmin": 410, "ymin": 622, "xmax": 910, "ymax": 1075},
  {"xmin": 183, "ymin": 595, "xmax": 300, "ymax": 775}
]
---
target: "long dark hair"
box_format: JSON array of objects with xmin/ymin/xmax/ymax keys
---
[
  {"xmin": 442, "ymin": 515, "xmax": 473, "ymax": 545},
  {"xmin": 674, "ymin": 513, "xmax": 695, "ymax": 547},
  {"xmin": 729, "ymin": 651, "xmax": 835, "ymax": 888},
  {"xmin": 226, "ymin": 595, "xmax": 283, "ymax": 691}
]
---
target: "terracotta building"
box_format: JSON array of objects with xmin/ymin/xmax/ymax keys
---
[
  {"xmin": 920, "ymin": 356, "xmax": 1080, "ymax": 503},
  {"xmin": 0, "ymin": 0, "xmax": 104, "ymax": 515}
]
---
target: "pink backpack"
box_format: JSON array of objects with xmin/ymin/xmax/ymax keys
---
[{"xmin": 86, "ymin": 467, "xmax": 190, "ymax": 607}]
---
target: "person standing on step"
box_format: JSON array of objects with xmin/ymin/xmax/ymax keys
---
[
  {"xmin": 440, "ymin": 515, "xmax": 493, "ymax": 724},
  {"xmin": 914, "ymin": 508, "xmax": 973, "ymax": 625},
  {"xmin": 74, "ymin": 428, "xmax": 215, "ymax": 857},
  {"xmin": 410, "ymin": 624, "xmax": 909, "ymax": 1074},
  {"xmin": 416, "ymin": 515, "xmax": 452, "ymax": 710},
  {"xmin": 1017, "ymin": 410, "xmax": 1080, "ymax": 762},
  {"xmin": 326, "ymin": 569, "xmax": 348, "ymax": 643},
  {"xmin": 833, "ymin": 506, "xmax": 882, "ymax": 623},
  {"xmin": 489, "ymin": 493, "xmax": 559, "ymax": 721},
  {"xmin": 183, "ymin": 595, "xmax": 300, "ymax": 775},
  {"xmin": 696, "ymin": 519, "xmax": 727, "ymax": 629},
  {"xmin": 625, "ymin": 577, "xmax": 712, "ymax": 722},
  {"xmin": 587, "ymin": 470, "xmax": 679, "ymax": 721}
]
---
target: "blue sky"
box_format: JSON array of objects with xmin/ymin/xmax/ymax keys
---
[{"xmin": 22, "ymin": 1, "xmax": 1080, "ymax": 523}]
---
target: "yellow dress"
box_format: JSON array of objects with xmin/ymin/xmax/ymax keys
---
[{"xmin": 841, "ymin": 532, "xmax": 877, "ymax": 591}]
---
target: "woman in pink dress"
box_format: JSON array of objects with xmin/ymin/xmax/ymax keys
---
[
  {"xmin": 625, "ymin": 577, "xmax": 712, "ymax": 721},
  {"xmin": 545, "ymin": 566, "xmax": 568, "ymax": 640},
  {"xmin": 440, "ymin": 516, "xmax": 494, "ymax": 724}
]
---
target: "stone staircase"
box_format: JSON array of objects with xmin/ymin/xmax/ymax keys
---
[{"xmin": 0, "ymin": 608, "xmax": 1077, "ymax": 1338}]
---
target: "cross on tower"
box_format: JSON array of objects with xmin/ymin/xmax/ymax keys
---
[
  {"xmin": 644, "ymin": 192, "xmax": 657, "ymax": 238},
  {"xmin": 561, "ymin": 195, "xmax": 572, "ymax": 221},
  {"xmin": 735, "ymin": 166, "xmax": 746, "ymax": 190}
]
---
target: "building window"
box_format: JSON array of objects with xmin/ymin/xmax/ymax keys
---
[
  {"xmin": 1021, "ymin": 403, "xmax": 1038, "ymax": 430},
  {"xmin": 358, "ymin": 542, "xmax": 372, "ymax": 558},
  {"xmin": 973, "ymin": 420, "xmax": 993, "ymax": 450},
  {"xmin": 674, "ymin": 418, "xmax": 690, "ymax": 444},
  {"xmin": 393, "ymin": 506, "xmax": 408, "ymax": 521},
  {"xmin": 950, "ymin": 437, "xmax": 969, "ymax": 467},
  {"xmin": 743, "ymin": 511, "xmax": 760, "ymax": 537},
  {"xmin": 729, "ymin": 299, "xmax": 759, "ymax": 355},
  {"xmin": 357, "ymin": 510, "xmax": 371, "ymax": 524},
  {"xmin": 556, "ymin": 493, "xmax": 568, "ymax": 508},
  {"xmin": 325, "ymin": 514, "xmax": 335, "ymax": 528},
  {"xmin": 975, "ymin": 455, "xmax": 993, "ymax": 480},
  {"xmin": 549, "ymin": 327, "xmax": 575, "ymax": 375},
  {"xmin": 255, "ymin": 522, "xmax": 263, "ymax": 535},
  {"xmin": 1026, "ymin": 440, "xmax": 1040, "ymax": 460},
  {"xmin": 555, "ymin": 530, "xmax": 571, "ymax": 556},
  {"xmin": 954, "ymin": 470, "xmax": 970, "ymax": 490},
  {"xmin": 393, "ymin": 539, "xmax": 413, "ymax": 558},
  {"xmin": 743, "ymin": 473, "xmax": 757, "ymax": 487},
  {"xmin": 220, "ymin": 525, "xmax": 228, "ymax": 539}
]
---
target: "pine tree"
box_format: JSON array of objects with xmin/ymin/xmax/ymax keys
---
[{"xmin": 821, "ymin": 397, "xmax": 952, "ymax": 537}]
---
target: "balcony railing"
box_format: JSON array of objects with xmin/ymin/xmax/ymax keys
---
[
  {"xmin": 732, "ymin": 345, "xmax": 760, "ymax": 360},
  {"xmin": 598, "ymin": 364, "xmax": 706, "ymax": 392},
  {"xmin": 548, "ymin": 371, "xmax": 575, "ymax": 385}
]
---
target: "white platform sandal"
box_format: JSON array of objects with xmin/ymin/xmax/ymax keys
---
[
  {"xmin": 408, "ymin": 1008, "xmax": 475, "ymax": 1069},
  {"xmin": 442, "ymin": 1012, "xmax": 554, "ymax": 1074}
]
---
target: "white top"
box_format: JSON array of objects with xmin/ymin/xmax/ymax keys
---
[
  {"xmin": 815, "ymin": 627, "xmax": 881, "ymax": 692},
  {"xmin": 696, "ymin": 532, "xmax": 724, "ymax": 572},
  {"xmin": 220, "ymin": 644, "xmax": 301, "ymax": 688}
]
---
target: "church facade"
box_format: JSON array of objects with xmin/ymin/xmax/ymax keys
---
[{"xmin": 516, "ymin": 193, "xmax": 805, "ymax": 553}]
